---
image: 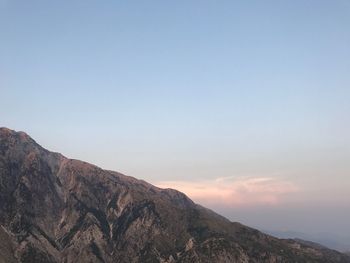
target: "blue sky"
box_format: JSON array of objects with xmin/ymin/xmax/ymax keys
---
[{"xmin": 1, "ymin": 0, "xmax": 350, "ymax": 243}]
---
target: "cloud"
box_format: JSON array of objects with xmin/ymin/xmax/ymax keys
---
[{"xmin": 155, "ymin": 176, "xmax": 299, "ymax": 207}]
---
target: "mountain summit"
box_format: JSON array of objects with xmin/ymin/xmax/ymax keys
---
[{"xmin": 0, "ymin": 128, "xmax": 349, "ymax": 263}]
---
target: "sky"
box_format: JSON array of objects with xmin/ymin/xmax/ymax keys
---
[{"xmin": 1, "ymin": 0, "xmax": 350, "ymax": 246}]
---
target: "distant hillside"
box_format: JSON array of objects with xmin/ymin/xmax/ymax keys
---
[{"xmin": 265, "ymin": 230, "xmax": 350, "ymax": 253}]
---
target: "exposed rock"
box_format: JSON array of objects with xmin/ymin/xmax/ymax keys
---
[{"xmin": 0, "ymin": 127, "xmax": 349, "ymax": 262}]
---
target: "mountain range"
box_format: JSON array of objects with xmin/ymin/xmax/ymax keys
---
[
  {"xmin": 0, "ymin": 127, "xmax": 349, "ymax": 262},
  {"xmin": 263, "ymin": 230, "xmax": 350, "ymax": 253}
]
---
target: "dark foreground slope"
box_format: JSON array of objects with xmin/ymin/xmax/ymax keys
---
[{"xmin": 0, "ymin": 128, "xmax": 349, "ymax": 263}]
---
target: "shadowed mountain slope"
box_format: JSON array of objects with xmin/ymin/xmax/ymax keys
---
[{"xmin": 0, "ymin": 127, "xmax": 349, "ymax": 263}]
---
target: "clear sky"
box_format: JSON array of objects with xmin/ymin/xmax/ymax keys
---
[{"xmin": 1, "ymin": 0, "xmax": 350, "ymax": 244}]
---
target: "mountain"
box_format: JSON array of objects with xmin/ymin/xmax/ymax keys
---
[
  {"xmin": 264, "ymin": 230, "xmax": 350, "ymax": 252},
  {"xmin": 0, "ymin": 127, "xmax": 349, "ymax": 263}
]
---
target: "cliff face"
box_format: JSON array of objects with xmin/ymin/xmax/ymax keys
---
[{"xmin": 0, "ymin": 127, "xmax": 349, "ymax": 263}]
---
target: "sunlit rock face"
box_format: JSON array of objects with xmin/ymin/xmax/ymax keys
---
[{"xmin": 0, "ymin": 127, "xmax": 349, "ymax": 263}]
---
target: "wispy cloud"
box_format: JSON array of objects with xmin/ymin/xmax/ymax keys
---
[{"xmin": 156, "ymin": 176, "xmax": 299, "ymax": 207}]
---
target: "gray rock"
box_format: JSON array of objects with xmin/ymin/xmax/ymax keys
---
[{"xmin": 0, "ymin": 127, "xmax": 349, "ymax": 263}]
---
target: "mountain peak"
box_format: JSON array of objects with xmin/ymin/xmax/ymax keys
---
[
  {"xmin": 0, "ymin": 127, "xmax": 33, "ymax": 142},
  {"xmin": 0, "ymin": 128, "xmax": 349, "ymax": 263},
  {"xmin": 0, "ymin": 127, "xmax": 15, "ymax": 136}
]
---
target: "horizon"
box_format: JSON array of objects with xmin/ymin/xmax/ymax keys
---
[{"xmin": 1, "ymin": 0, "xmax": 350, "ymax": 251}]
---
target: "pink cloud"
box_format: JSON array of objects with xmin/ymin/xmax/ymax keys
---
[{"xmin": 155, "ymin": 176, "xmax": 299, "ymax": 207}]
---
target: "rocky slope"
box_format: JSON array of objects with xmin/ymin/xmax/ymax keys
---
[{"xmin": 0, "ymin": 127, "xmax": 349, "ymax": 263}]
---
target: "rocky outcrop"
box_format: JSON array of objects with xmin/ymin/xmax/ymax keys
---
[{"xmin": 0, "ymin": 127, "xmax": 349, "ymax": 263}]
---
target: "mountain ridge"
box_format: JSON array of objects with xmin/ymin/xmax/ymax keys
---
[{"xmin": 0, "ymin": 127, "xmax": 349, "ymax": 263}]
